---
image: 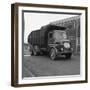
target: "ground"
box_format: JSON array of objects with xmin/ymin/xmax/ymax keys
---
[{"xmin": 22, "ymin": 54, "xmax": 80, "ymax": 78}]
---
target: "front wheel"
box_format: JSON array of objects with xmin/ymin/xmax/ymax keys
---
[
  {"xmin": 65, "ymin": 53, "xmax": 72, "ymax": 59},
  {"xmin": 50, "ymin": 48, "xmax": 57, "ymax": 60}
]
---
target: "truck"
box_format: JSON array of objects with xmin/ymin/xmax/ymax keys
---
[{"xmin": 28, "ymin": 24, "xmax": 73, "ymax": 60}]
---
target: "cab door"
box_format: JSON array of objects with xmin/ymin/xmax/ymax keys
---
[{"xmin": 48, "ymin": 31, "xmax": 54, "ymax": 44}]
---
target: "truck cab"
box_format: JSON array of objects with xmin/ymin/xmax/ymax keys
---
[{"xmin": 48, "ymin": 30, "xmax": 72, "ymax": 60}]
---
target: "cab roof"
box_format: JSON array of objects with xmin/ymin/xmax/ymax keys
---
[{"xmin": 40, "ymin": 24, "xmax": 66, "ymax": 31}]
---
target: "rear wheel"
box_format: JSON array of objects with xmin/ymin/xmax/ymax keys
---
[
  {"xmin": 65, "ymin": 53, "xmax": 72, "ymax": 59},
  {"xmin": 30, "ymin": 50, "xmax": 33, "ymax": 55},
  {"xmin": 33, "ymin": 50, "xmax": 37, "ymax": 56},
  {"xmin": 29, "ymin": 44, "xmax": 34, "ymax": 56},
  {"xmin": 33, "ymin": 45, "xmax": 40, "ymax": 56},
  {"xmin": 50, "ymin": 48, "xmax": 56, "ymax": 60}
]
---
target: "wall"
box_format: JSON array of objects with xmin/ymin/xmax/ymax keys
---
[{"xmin": 0, "ymin": 0, "xmax": 89, "ymax": 90}]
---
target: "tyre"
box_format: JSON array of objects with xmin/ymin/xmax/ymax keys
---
[
  {"xmin": 65, "ymin": 53, "xmax": 72, "ymax": 59},
  {"xmin": 33, "ymin": 45, "xmax": 40, "ymax": 56},
  {"xmin": 30, "ymin": 50, "xmax": 33, "ymax": 55},
  {"xmin": 33, "ymin": 50, "xmax": 37, "ymax": 56},
  {"xmin": 50, "ymin": 48, "xmax": 56, "ymax": 60},
  {"xmin": 29, "ymin": 44, "xmax": 34, "ymax": 55}
]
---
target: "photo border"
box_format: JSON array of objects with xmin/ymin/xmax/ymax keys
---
[{"xmin": 11, "ymin": 3, "xmax": 88, "ymax": 87}]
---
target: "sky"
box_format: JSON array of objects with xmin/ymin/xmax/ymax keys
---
[{"xmin": 24, "ymin": 12, "xmax": 78, "ymax": 43}]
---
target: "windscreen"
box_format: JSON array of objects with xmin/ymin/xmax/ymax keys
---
[{"xmin": 53, "ymin": 30, "xmax": 67, "ymax": 41}]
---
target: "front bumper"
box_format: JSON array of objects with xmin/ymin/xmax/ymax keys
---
[{"xmin": 56, "ymin": 48, "xmax": 72, "ymax": 56}]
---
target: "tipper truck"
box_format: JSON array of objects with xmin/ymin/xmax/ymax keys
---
[{"xmin": 28, "ymin": 25, "xmax": 72, "ymax": 60}]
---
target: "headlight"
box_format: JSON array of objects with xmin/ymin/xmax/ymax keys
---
[{"xmin": 64, "ymin": 42, "xmax": 70, "ymax": 48}]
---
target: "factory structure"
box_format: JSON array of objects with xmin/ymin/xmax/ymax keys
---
[{"xmin": 50, "ymin": 16, "xmax": 80, "ymax": 54}]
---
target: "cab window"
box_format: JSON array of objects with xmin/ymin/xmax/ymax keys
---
[{"xmin": 48, "ymin": 32, "xmax": 53, "ymax": 38}]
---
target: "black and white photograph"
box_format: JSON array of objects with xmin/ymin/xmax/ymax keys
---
[
  {"xmin": 11, "ymin": 3, "xmax": 87, "ymax": 87},
  {"xmin": 23, "ymin": 12, "xmax": 80, "ymax": 78}
]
